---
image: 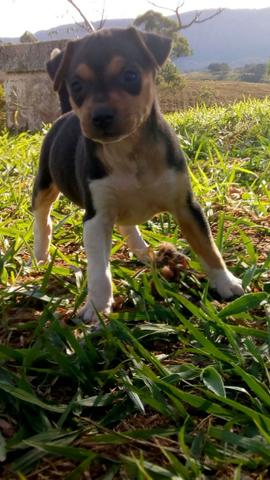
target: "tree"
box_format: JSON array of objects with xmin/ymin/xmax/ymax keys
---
[
  {"xmin": 208, "ymin": 63, "xmax": 230, "ymax": 79},
  {"xmin": 66, "ymin": 0, "xmax": 106, "ymax": 32},
  {"xmin": 66, "ymin": 0, "xmax": 96, "ymax": 33},
  {"xmin": 65, "ymin": 0, "xmax": 223, "ymax": 40},
  {"xmin": 134, "ymin": 4, "xmax": 223, "ymax": 86},
  {"xmin": 20, "ymin": 31, "xmax": 38, "ymax": 43},
  {"xmin": 134, "ymin": 10, "xmax": 189, "ymax": 86},
  {"xmin": 134, "ymin": 10, "xmax": 191, "ymax": 59},
  {"xmin": 239, "ymin": 63, "xmax": 267, "ymax": 83},
  {"xmin": 157, "ymin": 60, "xmax": 185, "ymax": 87},
  {"xmin": 65, "ymin": 1, "xmax": 223, "ymax": 87},
  {"xmin": 208, "ymin": 63, "xmax": 230, "ymax": 73},
  {"xmin": 145, "ymin": 1, "xmax": 223, "ymax": 30}
]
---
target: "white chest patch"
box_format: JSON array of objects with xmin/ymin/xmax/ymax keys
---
[{"xmin": 90, "ymin": 165, "xmax": 188, "ymax": 225}]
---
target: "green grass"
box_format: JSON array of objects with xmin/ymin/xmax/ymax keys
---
[{"xmin": 0, "ymin": 98, "xmax": 270, "ymax": 479}]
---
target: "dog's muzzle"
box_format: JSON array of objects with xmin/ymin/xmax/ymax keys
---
[{"xmin": 92, "ymin": 106, "xmax": 115, "ymax": 131}]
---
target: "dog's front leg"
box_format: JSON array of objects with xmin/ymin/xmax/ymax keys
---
[
  {"xmin": 174, "ymin": 194, "xmax": 244, "ymax": 299},
  {"xmin": 80, "ymin": 214, "xmax": 114, "ymax": 323},
  {"xmin": 118, "ymin": 225, "xmax": 149, "ymax": 263}
]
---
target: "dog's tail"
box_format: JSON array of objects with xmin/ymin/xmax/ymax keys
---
[{"xmin": 47, "ymin": 48, "xmax": 71, "ymax": 114}]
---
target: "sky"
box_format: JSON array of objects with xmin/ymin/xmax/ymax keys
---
[{"xmin": 1, "ymin": 0, "xmax": 270, "ymax": 37}]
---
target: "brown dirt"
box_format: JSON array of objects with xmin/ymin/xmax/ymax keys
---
[{"xmin": 158, "ymin": 79, "xmax": 270, "ymax": 112}]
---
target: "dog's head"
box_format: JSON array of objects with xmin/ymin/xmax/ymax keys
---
[{"xmin": 47, "ymin": 28, "xmax": 171, "ymax": 143}]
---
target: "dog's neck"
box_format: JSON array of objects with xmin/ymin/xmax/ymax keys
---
[{"xmin": 87, "ymin": 101, "xmax": 168, "ymax": 176}]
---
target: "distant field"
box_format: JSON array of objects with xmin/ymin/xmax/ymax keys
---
[
  {"xmin": 1, "ymin": 80, "xmax": 269, "ymax": 131},
  {"xmin": 159, "ymin": 79, "xmax": 270, "ymax": 112}
]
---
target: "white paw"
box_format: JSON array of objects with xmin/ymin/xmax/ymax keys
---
[
  {"xmin": 79, "ymin": 299, "xmax": 112, "ymax": 325},
  {"xmin": 208, "ymin": 269, "xmax": 244, "ymax": 299},
  {"xmin": 31, "ymin": 252, "xmax": 51, "ymax": 266},
  {"xmin": 36, "ymin": 254, "xmax": 51, "ymax": 264},
  {"xmin": 134, "ymin": 248, "xmax": 151, "ymax": 264}
]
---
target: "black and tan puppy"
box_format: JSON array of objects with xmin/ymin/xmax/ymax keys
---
[{"xmin": 32, "ymin": 27, "xmax": 244, "ymax": 323}]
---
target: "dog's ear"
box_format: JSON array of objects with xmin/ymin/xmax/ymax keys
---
[
  {"xmin": 46, "ymin": 49, "xmax": 72, "ymax": 114},
  {"xmin": 46, "ymin": 49, "xmax": 63, "ymax": 81},
  {"xmin": 49, "ymin": 40, "xmax": 78, "ymax": 91},
  {"xmin": 140, "ymin": 31, "xmax": 172, "ymax": 66},
  {"xmin": 127, "ymin": 27, "xmax": 172, "ymax": 68}
]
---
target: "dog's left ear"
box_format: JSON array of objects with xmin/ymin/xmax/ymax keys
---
[
  {"xmin": 140, "ymin": 31, "xmax": 172, "ymax": 67},
  {"xmin": 51, "ymin": 40, "xmax": 79, "ymax": 91},
  {"xmin": 46, "ymin": 49, "xmax": 63, "ymax": 81},
  {"xmin": 127, "ymin": 27, "xmax": 172, "ymax": 68}
]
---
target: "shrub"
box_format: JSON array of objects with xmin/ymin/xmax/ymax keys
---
[
  {"xmin": 157, "ymin": 60, "xmax": 184, "ymax": 88},
  {"xmin": 208, "ymin": 62, "xmax": 230, "ymax": 73},
  {"xmin": 20, "ymin": 31, "xmax": 38, "ymax": 43},
  {"xmin": 239, "ymin": 63, "xmax": 267, "ymax": 83}
]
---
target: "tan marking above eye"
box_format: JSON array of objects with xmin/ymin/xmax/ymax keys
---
[
  {"xmin": 105, "ymin": 56, "xmax": 126, "ymax": 77},
  {"xmin": 75, "ymin": 63, "xmax": 96, "ymax": 81}
]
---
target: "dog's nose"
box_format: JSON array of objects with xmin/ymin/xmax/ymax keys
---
[{"xmin": 92, "ymin": 106, "xmax": 114, "ymax": 130}]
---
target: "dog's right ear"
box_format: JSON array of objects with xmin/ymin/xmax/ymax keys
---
[{"xmin": 48, "ymin": 41, "xmax": 78, "ymax": 92}]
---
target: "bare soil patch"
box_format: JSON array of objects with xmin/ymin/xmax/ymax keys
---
[{"xmin": 159, "ymin": 79, "xmax": 270, "ymax": 112}]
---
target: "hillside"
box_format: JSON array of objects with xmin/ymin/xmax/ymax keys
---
[
  {"xmin": 1, "ymin": 8, "xmax": 270, "ymax": 71},
  {"xmin": 178, "ymin": 8, "xmax": 270, "ymax": 71}
]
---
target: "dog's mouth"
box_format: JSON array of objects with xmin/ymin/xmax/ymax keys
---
[
  {"xmin": 80, "ymin": 109, "xmax": 146, "ymax": 144},
  {"xmin": 94, "ymin": 133, "xmax": 131, "ymax": 144},
  {"xmin": 81, "ymin": 124, "xmax": 133, "ymax": 144}
]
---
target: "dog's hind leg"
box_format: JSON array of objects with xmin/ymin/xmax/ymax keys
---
[
  {"xmin": 118, "ymin": 225, "xmax": 149, "ymax": 263},
  {"xmin": 32, "ymin": 131, "xmax": 60, "ymax": 263},
  {"xmin": 32, "ymin": 181, "xmax": 59, "ymax": 263},
  {"xmin": 174, "ymin": 193, "xmax": 244, "ymax": 298}
]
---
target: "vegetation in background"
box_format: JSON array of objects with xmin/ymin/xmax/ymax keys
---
[
  {"xmin": 0, "ymin": 98, "xmax": 269, "ymax": 479},
  {"xmin": 207, "ymin": 63, "xmax": 231, "ymax": 79},
  {"xmin": 134, "ymin": 10, "xmax": 191, "ymax": 59},
  {"xmin": 206, "ymin": 62, "xmax": 269, "ymax": 83},
  {"xmin": 19, "ymin": 31, "xmax": 38, "ymax": 43},
  {"xmin": 238, "ymin": 63, "xmax": 268, "ymax": 83},
  {"xmin": 157, "ymin": 61, "xmax": 186, "ymax": 88},
  {"xmin": 133, "ymin": 10, "xmax": 190, "ymax": 87},
  {"xmin": 133, "ymin": 8, "xmax": 222, "ymax": 87},
  {"xmin": 0, "ymin": 84, "xmax": 6, "ymax": 131}
]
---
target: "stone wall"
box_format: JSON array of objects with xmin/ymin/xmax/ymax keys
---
[{"xmin": 0, "ymin": 39, "xmax": 68, "ymax": 130}]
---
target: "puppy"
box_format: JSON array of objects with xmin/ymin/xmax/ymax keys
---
[{"xmin": 32, "ymin": 27, "xmax": 244, "ymax": 323}]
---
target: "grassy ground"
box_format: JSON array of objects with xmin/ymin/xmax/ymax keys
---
[{"xmin": 0, "ymin": 98, "xmax": 270, "ymax": 479}]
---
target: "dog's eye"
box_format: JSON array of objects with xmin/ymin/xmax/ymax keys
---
[
  {"xmin": 120, "ymin": 68, "xmax": 141, "ymax": 95},
  {"xmin": 123, "ymin": 69, "xmax": 139, "ymax": 83}
]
